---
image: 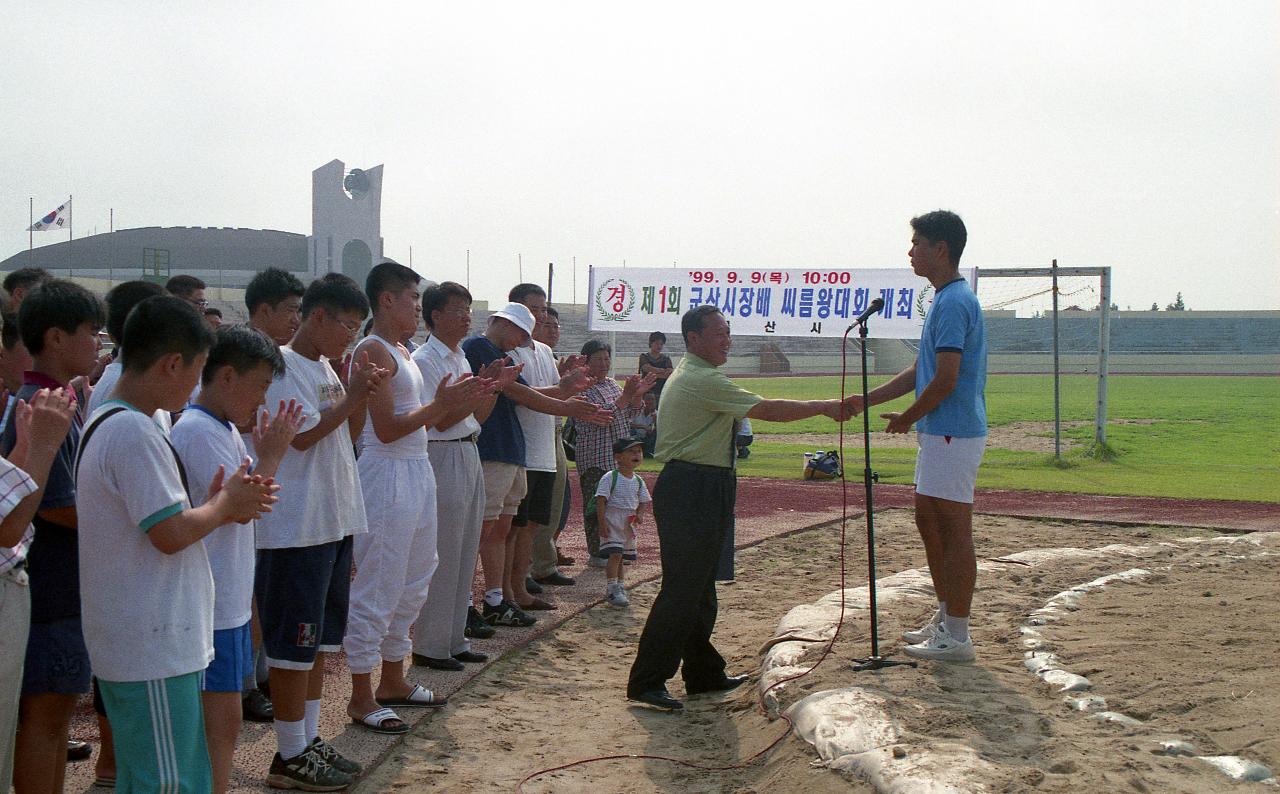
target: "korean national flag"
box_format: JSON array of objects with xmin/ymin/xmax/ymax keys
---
[{"xmin": 28, "ymin": 199, "xmax": 71, "ymax": 231}]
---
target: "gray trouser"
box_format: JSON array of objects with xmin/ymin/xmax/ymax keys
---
[
  {"xmin": 412, "ymin": 440, "xmax": 484, "ymax": 658},
  {"xmin": 0, "ymin": 567, "xmax": 30, "ymax": 791},
  {"xmin": 530, "ymin": 427, "xmax": 569, "ymax": 579}
]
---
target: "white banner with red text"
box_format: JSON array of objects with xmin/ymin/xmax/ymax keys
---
[{"xmin": 586, "ymin": 267, "xmax": 975, "ymax": 339}]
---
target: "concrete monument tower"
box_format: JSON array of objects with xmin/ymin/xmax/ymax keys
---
[{"xmin": 308, "ymin": 159, "xmax": 384, "ymax": 285}]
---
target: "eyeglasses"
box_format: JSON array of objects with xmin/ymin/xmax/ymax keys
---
[
  {"xmin": 188, "ymin": 298, "xmax": 209, "ymax": 309},
  {"xmin": 336, "ymin": 318, "xmax": 362, "ymax": 335},
  {"xmin": 439, "ymin": 306, "xmax": 472, "ymax": 318}
]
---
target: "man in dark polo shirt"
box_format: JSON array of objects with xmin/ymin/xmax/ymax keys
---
[{"xmin": 626, "ymin": 305, "xmax": 860, "ymax": 710}]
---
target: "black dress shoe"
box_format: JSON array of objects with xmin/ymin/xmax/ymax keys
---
[
  {"xmin": 533, "ymin": 571, "xmax": 576, "ymax": 586},
  {"xmin": 685, "ymin": 674, "xmax": 750, "ymax": 696},
  {"xmin": 452, "ymin": 650, "xmax": 488, "ymax": 664},
  {"xmin": 627, "ymin": 688, "xmax": 683, "ymax": 711},
  {"xmin": 412, "ymin": 653, "xmax": 465, "ymax": 671},
  {"xmin": 67, "ymin": 739, "xmax": 92, "ymax": 762},
  {"xmin": 525, "ymin": 576, "xmax": 544, "ymax": 594},
  {"xmin": 242, "ymin": 687, "xmax": 275, "ymax": 723},
  {"xmin": 465, "ymin": 606, "xmax": 496, "ymax": 639}
]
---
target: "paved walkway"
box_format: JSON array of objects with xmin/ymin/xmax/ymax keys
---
[{"xmin": 62, "ymin": 478, "xmax": 1277, "ymax": 791}]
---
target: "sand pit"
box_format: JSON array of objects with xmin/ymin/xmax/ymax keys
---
[{"xmin": 355, "ymin": 511, "xmax": 1278, "ymax": 793}]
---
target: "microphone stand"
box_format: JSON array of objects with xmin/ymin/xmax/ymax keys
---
[{"xmin": 850, "ymin": 315, "xmax": 916, "ymax": 672}]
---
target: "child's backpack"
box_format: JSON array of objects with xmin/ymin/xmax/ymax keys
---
[{"xmin": 803, "ymin": 450, "xmax": 842, "ymax": 480}]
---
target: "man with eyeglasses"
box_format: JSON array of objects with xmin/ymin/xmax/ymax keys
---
[{"xmin": 165, "ymin": 275, "xmax": 208, "ymax": 310}]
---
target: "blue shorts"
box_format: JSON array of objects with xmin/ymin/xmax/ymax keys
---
[
  {"xmin": 99, "ymin": 672, "xmax": 211, "ymax": 793},
  {"xmin": 203, "ymin": 621, "xmax": 253, "ymax": 693},
  {"xmin": 22, "ymin": 616, "xmax": 91, "ymax": 695},
  {"xmin": 255, "ymin": 537, "xmax": 352, "ymax": 671}
]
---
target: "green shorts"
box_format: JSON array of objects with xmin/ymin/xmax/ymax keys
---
[{"xmin": 98, "ymin": 672, "xmax": 212, "ymax": 793}]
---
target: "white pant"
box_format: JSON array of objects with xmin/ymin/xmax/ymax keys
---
[
  {"xmin": 0, "ymin": 568, "xmax": 30, "ymax": 791},
  {"xmin": 914, "ymin": 432, "xmax": 987, "ymax": 504},
  {"xmin": 413, "ymin": 441, "xmax": 485, "ymax": 659},
  {"xmin": 345, "ymin": 455, "xmax": 438, "ymax": 675}
]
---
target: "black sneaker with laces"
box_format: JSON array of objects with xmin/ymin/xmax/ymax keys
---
[
  {"xmin": 266, "ymin": 746, "xmax": 354, "ymax": 791},
  {"xmin": 483, "ymin": 599, "xmax": 536, "ymax": 627},
  {"xmin": 465, "ymin": 605, "xmax": 496, "ymax": 639},
  {"xmin": 307, "ymin": 737, "xmax": 361, "ymax": 776}
]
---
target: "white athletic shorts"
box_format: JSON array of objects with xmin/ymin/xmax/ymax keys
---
[{"xmin": 913, "ymin": 432, "xmax": 986, "ymax": 504}]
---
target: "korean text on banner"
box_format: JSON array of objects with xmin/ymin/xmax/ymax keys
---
[{"xmin": 586, "ymin": 267, "xmax": 976, "ymax": 339}]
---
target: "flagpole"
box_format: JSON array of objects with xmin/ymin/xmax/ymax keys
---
[
  {"xmin": 68, "ymin": 195, "xmax": 73, "ymax": 276},
  {"xmin": 29, "ymin": 197, "xmax": 34, "ymax": 266}
]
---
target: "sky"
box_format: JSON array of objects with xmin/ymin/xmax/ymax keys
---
[{"xmin": 3, "ymin": 0, "xmax": 1278, "ymax": 311}]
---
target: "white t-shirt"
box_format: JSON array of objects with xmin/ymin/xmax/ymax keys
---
[
  {"xmin": 253, "ymin": 347, "xmax": 367, "ymax": 549},
  {"xmin": 414, "ymin": 335, "xmax": 481, "ymax": 441},
  {"xmin": 170, "ymin": 406, "xmax": 255, "ymax": 631},
  {"xmin": 509, "ymin": 340, "xmax": 559, "ymax": 472},
  {"xmin": 77, "ymin": 401, "xmax": 213, "ymax": 682},
  {"xmin": 88, "ymin": 360, "xmax": 172, "ymax": 432},
  {"xmin": 595, "ymin": 470, "xmax": 651, "ymax": 535}
]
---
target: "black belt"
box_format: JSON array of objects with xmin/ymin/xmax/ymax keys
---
[
  {"xmin": 430, "ymin": 433, "xmax": 478, "ymax": 443},
  {"xmin": 667, "ymin": 459, "xmax": 734, "ymax": 475}
]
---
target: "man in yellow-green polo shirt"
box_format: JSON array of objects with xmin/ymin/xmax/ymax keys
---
[{"xmin": 626, "ymin": 305, "xmax": 860, "ymax": 711}]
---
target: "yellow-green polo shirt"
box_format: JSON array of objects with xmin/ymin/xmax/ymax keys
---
[{"xmin": 655, "ymin": 352, "xmax": 762, "ymax": 467}]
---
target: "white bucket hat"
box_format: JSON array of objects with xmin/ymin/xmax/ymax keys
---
[{"xmin": 490, "ymin": 302, "xmax": 536, "ymax": 337}]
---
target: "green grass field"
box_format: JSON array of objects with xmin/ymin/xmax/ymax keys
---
[{"xmin": 643, "ymin": 374, "xmax": 1280, "ymax": 503}]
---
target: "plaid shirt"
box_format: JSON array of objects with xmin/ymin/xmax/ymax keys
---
[
  {"xmin": 575, "ymin": 378, "xmax": 641, "ymax": 473},
  {"xmin": 0, "ymin": 456, "xmax": 39, "ymax": 574}
]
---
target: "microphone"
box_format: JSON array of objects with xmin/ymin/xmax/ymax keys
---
[{"xmin": 849, "ymin": 297, "xmax": 886, "ymax": 330}]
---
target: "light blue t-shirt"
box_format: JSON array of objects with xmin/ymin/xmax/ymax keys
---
[{"xmin": 915, "ymin": 278, "xmax": 987, "ymax": 438}]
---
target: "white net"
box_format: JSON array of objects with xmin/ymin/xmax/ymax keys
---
[
  {"xmin": 975, "ymin": 273, "xmax": 1106, "ymax": 365},
  {"xmin": 977, "ymin": 273, "xmax": 1099, "ymax": 319}
]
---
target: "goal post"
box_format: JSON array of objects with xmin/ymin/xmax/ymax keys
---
[{"xmin": 975, "ymin": 265, "xmax": 1113, "ymax": 451}]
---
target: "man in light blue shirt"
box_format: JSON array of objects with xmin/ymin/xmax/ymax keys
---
[{"xmin": 854, "ymin": 210, "xmax": 987, "ymax": 663}]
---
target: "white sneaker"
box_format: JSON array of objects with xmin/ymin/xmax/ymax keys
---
[
  {"xmin": 606, "ymin": 585, "xmax": 630, "ymax": 607},
  {"xmin": 903, "ymin": 623, "xmax": 975, "ymax": 663},
  {"xmin": 902, "ymin": 616, "xmax": 941, "ymax": 644}
]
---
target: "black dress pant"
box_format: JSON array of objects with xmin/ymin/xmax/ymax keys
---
[{"xmin": 627, "ymin": 460, "xmax": 735, "ymax": 695}]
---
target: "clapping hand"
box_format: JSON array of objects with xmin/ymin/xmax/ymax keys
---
[
  {"xmin": 347, "ymin": 350, "xmax": 387, "ymax": 399},
  {"xmin": 557, "ymin": 354, "xmax": 586, "ymax": 377},
  {"xmin": 621, "ymin": 373, "xmax": 658, "ymax": 403},
  {"xmin": 435, "ymin": 372, "xmax": 493, "ymax": 409},
  {"xmin": 566, "ymin": 397, "xmax": 614, "ymax": 426},
  {"xmin": 558, "ymin": 365, "xmax": 593, "ymax": 395},
  {"xmin": 208, "ymin": 458, "xmax": 281, "ymax": 524},
  {"xmin": 478, "ymin": 357, "xmax": 524, "ymax": 392},
  {"xmin": 13, "ymin": 388, "xmax": 76, "ymax": 461},
  {"xmin": 252, "ymin": 400, "xmax": 306, "ymax": 461}
]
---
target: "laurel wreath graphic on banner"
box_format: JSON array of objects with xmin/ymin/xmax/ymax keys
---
[
  {"xmin": 594, "ymin": 278, "xmax": 636, "ymax": 322},
  {"xmin": 916, "ymin": 283, "xmax": 933, "ymax": 322}
]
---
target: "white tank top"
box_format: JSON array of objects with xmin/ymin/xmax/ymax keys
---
[{"xmin": 357, "ymin": 334, "xmax": 429, "ymax": 459}]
